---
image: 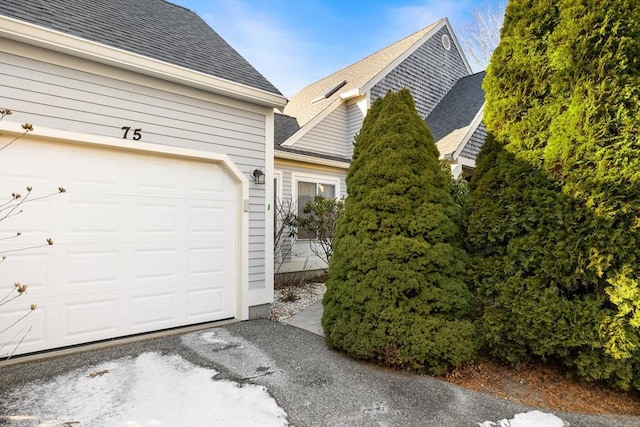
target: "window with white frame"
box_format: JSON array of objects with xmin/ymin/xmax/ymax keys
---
[{"xmin": 296, "ymin": 177, "xmax": 338, "ymax": 239}]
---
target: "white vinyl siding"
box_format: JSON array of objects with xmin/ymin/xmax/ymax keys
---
[
  {"xmin": 293, "ymin": 103, "xmax": 349, "ymax": 159},
  {"xmin": 273, "ymin": 161, "xmax": 346, "ymax": 271},
  {"xmin": 0, "ymin": 40, "xmax": 270, "ymax": 295},
  {"xmin": 346, "ymin": 100, "xmax": 365, "ymax": 157}
]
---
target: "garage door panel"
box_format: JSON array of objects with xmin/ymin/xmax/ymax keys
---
[
  {"xmin": 1, "ymin": 140, "xmax": 54, "ymax": 181},
  {"xmin": 63, "ymin": 299, "xmax": 119, "ymax": 340},
  {"xmin": 0, "ymin": 198, "xmax": 52, "ymax": 239},
  {"xmin": 69, "ymin": 148, "xmax": 126, "ymax": 190},
  {"xmin": 0, "ymin": 250, "xmax": 49, "ymax": 291},
  {"xmin": 132, "ymin": 248, "xmax": 178, "ymax": 281},
  {"xmin": 68, "ymin": 200, "xmax": 123, "ymax": 235},
  {"xmin": 0, "ymin": 138, "xmax": 240, "ymax": 357},
  {"xmin": 134, "ymin": 158, "xmax": 185, "ymax": 193},
  {"xmin": 134, "ymin": 203, "xmax": 180, "ymax": 235},
  {"xmin": 187, "ymin": 288, "xmax": 225, "ymax": 320},
  {"xmin": 189, "ymin": 163, "xmax": 235, "ymax": 198},
  {"xmin": 130, "ymin": 292, "xmax": 177, "ymax": 329},
  {"xmin": 188, "ymin": 247, "xmax": 226, "ymax": 276},
  {"xmin": 67, "ymin": 250, "xmax": 120, "ymax": 287},
  {"xmin": 189, "ymin": 203, "xmax": 236, "ymax": 236},
  {"xmin": 0, "ymin": 306, "xmax": 46, "ymax": 349}
]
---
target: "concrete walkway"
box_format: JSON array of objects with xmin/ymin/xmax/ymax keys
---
[{"xmin": 281, "ymin": 300, "xmax": 325, "ymax": 336}]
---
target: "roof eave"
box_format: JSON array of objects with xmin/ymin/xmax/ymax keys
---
[
  {"xmin": 274, "ymin": 149, "xmax": 350, "ymax": 169},
  {"xmin": 0, "ymin": 15, "xmax": 287, "ymax": 108},
  {"xmin": 452, "ymin": 104, "xmax": 485, "ymax": 159}
]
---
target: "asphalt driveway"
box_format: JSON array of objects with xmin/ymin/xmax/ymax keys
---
[{"xmin": 1, "ymin": 320, "xmax": 638, "ymax": 426}]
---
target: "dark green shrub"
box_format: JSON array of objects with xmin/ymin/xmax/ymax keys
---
[
  {"xmin": 322, "ymin": 89, "xmax": 478, "ymax": 375},
  {"xmin": 467, "ymin": 0, "xmax": 640, "ymax": 390}
]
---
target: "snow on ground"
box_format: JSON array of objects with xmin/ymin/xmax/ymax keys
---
[
  {"xmin": 1, "ymin": 352, "xmax": 288, "ymax": 427},
  {"xmin": 479, "ymin": 410, "xmax": 568, "ymax": 427}
]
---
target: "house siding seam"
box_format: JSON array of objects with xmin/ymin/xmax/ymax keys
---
[
  {"xmin": 370, "ymin": 26, "xmax": 468, "ymax": 119},
  {"xmin": 292, "ymin": 103, "xmax": 349, "ymax": 158},
  {"xmin": 460, "ymin": 122, "xmax": 487, "ymax": 160},
  {"xmin": 1, "ymin": 46, "xmax": 269, "ymax": 293}
]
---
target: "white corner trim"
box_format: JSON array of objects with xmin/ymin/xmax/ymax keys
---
[
  {"xmin": 0, "ymin": 16, "xmax": 287, "ymax": 109},
  {"xmin": 452, "ymin": 104, "xmax": 485, "ymax": 160},
  {"xmin": 261, "ymin": 110, "xmax": 276, "ymax": 315},
  {"xmin": 456, "ymin": 156, "xmax": 476, "ymax": 168},
  {"xmin": 442, "ymin": 18, "xmax": 474, "ymax": 74}
]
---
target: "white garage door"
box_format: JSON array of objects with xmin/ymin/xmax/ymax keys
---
[{"xmin": 0, "ymin": 138, "xmax": 238, "ymax": 356}]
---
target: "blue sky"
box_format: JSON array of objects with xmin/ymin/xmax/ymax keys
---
[{"xmin": 171, "ymin": 0, "xmax": 506, "ymax": 97}]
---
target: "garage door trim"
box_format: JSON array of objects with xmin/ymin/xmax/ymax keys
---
[{"xmin": 0, "ymin": 120, "xmax": 251, "ymax": 321}]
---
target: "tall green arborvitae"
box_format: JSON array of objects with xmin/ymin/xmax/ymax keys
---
[
  {"xmin": 544, "ymin": 0, "xmax": 640, "ymax": 390},
  {"xmin": 467, "ymin": 0, "xmax": 640, "ymax": 390},
  {"xmin": 322, "ymin": 89, "xmax": 477, "ymax": 375}
]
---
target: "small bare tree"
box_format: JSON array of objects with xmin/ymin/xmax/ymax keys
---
[
  {"xmin": 0, "ymin": 108, "xmax": 66, "ymax": 358},
  {"xmin": 297, "ymin": 195, "xmax": 343, "ymax": 270},
  {"xmin": 460, "ymin": 1, "xmax": 507, "ymax": 72},
  {"xmin": 273, "ymin": 197, "xmax": 298, "ymax": 274}
]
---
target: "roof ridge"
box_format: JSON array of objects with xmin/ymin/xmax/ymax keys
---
[
  {"xmin": 299, "ymin": 19, "xmax": 444, "ymax": 94},
  {"xmin": 282, "ymin": 19, "xmax": 444, "ymax": 126}
]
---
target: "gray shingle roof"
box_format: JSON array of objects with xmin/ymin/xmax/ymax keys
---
[
  {"xmin": 275, "ymin": 144, "xmax": 351, "ymax": 164},
  {"xmin": 281, "ymin": 20, "xmax": 442, "ymax": 127},
  {"xmin": 425, "ymin": 71, "xmax": 485, "ymax": 156},
  {"xmin": 0, "ymin": 0, "xmax": 282, "ymax": 95},
  {"xmin": 274, "ymin": 113, "xmax": 300, "ymax": 146}
]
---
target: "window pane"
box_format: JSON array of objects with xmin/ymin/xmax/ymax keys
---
[
  {"xmin": 298, "ymin": 181, "xmax": 316, "ymax": 214},
  {"xmin": 317, "ymin": 183, "xmax": 335, "ymax": 199},
  {"xmin": 297, "ymin": 181, "xmax": 317, "ymax": 239}
]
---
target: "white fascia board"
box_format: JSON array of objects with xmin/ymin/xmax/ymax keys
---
[
  {"xmin": 0, "ymin": 16, "xmax": 287, "ymax": 109},
  {"xmin": 274, "ymin": 150, "xmax": 350, "ymax": 170},
  {"xmin": 361, "ymin": 20, "xmax": 445, "ymax": 94},
  {"xmin": 339, "ymin": 88, "xmax": 362, "ymax": 100},
  {"xmin": 456, "ymin": 156, "xmax": 476, "ymax": 168},
  {"xmin": 280, "ymin": 97, "xmax": 344, "ymax": 147},
  {"xmin": 442, "ymin": 18, "xmax": 474, "ymax": 74},
  {"xmin": 452, "ymin": 104, "xmax": 485, "ymax": 160}
]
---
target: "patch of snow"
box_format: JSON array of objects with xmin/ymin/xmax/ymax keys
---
[
  {"xmin": 479, "ymin": 410, "xmax": 568, "ymax": 427},
  {"xmin": 2, "ymin": 352, "xmax": 288, "ymax": 427},
  {"xmin": 200, "ymin": 331, "xmax": 227, "ymax": 344}
]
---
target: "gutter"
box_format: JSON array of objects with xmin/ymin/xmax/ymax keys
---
[{"xmin": 0, "ymin": 16, "xmax": 287, "ymax": 109}]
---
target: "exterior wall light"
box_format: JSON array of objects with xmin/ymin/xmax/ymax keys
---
[{"xmin": 252, "ymin": 168, "xmax": 265, "ymax": 185}]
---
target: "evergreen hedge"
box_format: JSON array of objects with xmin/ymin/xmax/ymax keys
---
[
  {"xmin": 322, "ymin": 89, "xmax": 478, "ymax": 374},
  {"xmin": 467, "ymin": 0, "xmax": 640, "ymax": 390}
]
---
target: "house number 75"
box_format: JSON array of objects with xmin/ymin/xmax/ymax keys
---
[{"xmin": 121, "ymin": 126, "xmax": 142, "ymax": 140}]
